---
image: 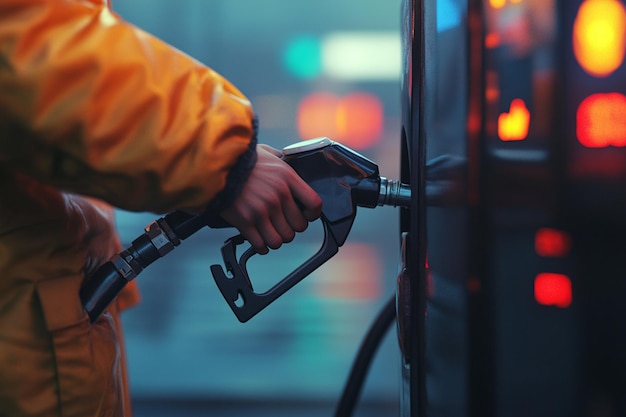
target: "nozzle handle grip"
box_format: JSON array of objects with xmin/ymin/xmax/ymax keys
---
[{"xmin": 211, "ymin": 215, "xmax": 347, "ymax": 322}]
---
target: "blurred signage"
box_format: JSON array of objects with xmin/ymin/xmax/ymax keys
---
[
  {"xmin": 573, "ymin": 0, "xmax": 626, "ymax": 78},
  {"xmin": 577, "ymin": 93, "xmax": 626, "ymax": 148},
  {"xmin": 498, "ymin": 98, "xmax": 530, "ymax": 141},
  {"xmin": 534, "ymin": 273, "xmax": 573, "ymax": 308}
]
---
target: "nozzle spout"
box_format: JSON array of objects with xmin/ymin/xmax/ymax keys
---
[{"xmin": 378, "ymin": 178, "xmax": 411, "ymax": 208}]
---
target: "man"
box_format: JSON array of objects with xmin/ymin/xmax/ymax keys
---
[{"xmin": 0, "ymin": 0, "xmax": 322, "ymax": 416}]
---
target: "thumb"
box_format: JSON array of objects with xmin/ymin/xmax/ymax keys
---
[{"xmin": 258, "ymin": 144, "xmax": 282, "ymax": 157}]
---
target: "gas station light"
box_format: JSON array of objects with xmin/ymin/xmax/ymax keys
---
[
  {"xmin": 284, "ymin": 35, "xmax": 322, "ymax": 79},
  {"xmin": 576, "ymin": 92, "xmax": 626, "ymax": 148},
  {"xmin": 535, "ymin": 228, "xmax": 572, "ymax": 258},
  {"xmin": 313, "ymin": 243, "xmax": 382, "ymax": 300},
  {"xmin": 437, "ymin": 0, "xmax": 462, "ymax": 32},
  {"xmin": 283, "ymin": 32, "xmax": 400, "ymax": 81},
  {"xmin": 534, "ymin": 273, "xmax": 573, "ymax": 308},
  {"xmin": 297, "ymin": 92, "xmax": 383, "ymax": 149},
  {"xmin": 489, "ymin": 0, "xmax": 506, "ymax": 9},
  {"xmin": 297, "ymin": 92, "xmax": 338, "ymax": 141},
  {"xmin": 321, "ymin": 32, "xmax": 400, "ymax": 81},
  {"xmin": 336, "ymin": 93, "xmax": 383, "ymax": 147},
  {"xmin": 488, "ymin": 0, "xmax": 523, "ymax": 7},
  {"xmin": 485, "ymin": 32, "xmax": 501, "ymax": 49},
  {"xmin": 573, "ymin": 0, "xmax": 626, "ymax": 78},
  {"xmin": 498, "ymin": 98, "xmax": 530, "ymax": 141}
]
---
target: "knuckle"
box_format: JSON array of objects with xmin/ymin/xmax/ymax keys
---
[{"xmin": 264, "ymin": 194, "xmax": 282, "ymax": 211}]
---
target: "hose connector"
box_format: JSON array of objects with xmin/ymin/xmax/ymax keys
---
[{"xmin": 378, "ymin": 177, "xmax": 411, "ymax": 208}]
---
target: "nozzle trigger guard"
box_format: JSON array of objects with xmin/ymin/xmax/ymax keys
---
[{"xmin": 210, "ymin": 216, "xmax": 345, "ymax": 322}]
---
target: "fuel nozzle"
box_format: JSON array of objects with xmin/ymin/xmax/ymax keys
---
[
  {"xmin": 211, "ymin": 137, "xmax": 412, "ymax": 322},
  {"xmin": 282, "ymin": 137, "xmax": 411, "ymax": 213}
]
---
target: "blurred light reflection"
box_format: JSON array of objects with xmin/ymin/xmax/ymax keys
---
[
  {"xmin": 312, "ymin": 243, "xmax": 382, "ymax": 300},
  {"xmin": 573, "ymin": 0, "xmax": 626, "ymax": 78},
  {"xmin": 498, "ymin": 98, "xmax": 530, "ymax": 141},
  {"xmin": 297, "ymin": 92, "xmax": 383, "ymax": 149},
  {"xmin": 577, "ymin": 93, "xmax": 626, "ymax": 148},
  {"xmin": 321, "ymin": 32, "xmax": 401, "ymax": 81},
  {"xmin": 534, "ymin": 273, "xmax": 573, "ymax": 308}
]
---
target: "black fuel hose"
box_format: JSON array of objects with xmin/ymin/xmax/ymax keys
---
[{"xmin": 334, "ymin": 294, "xmax": 396, "ymax": 417}]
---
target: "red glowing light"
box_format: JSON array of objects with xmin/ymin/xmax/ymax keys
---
[
  {"xmin": 297, "ymin": 92, "xmax": 383, "ymax": 149},
  {"xmin": 577, "ymin": 93, "xmax": 626, "ymax": 148},
  {"xmin": 535, "ymin": 228, "xmax": 572, "ymax": 258},
  {"xmin": 485, "ymin": 32, "xmax": 501, "ymax": 49},
  {"xmin": 498, "ymin": 98, "xmax": 530, "ymax": 141},
  {"xmin": 467, "ymin": 278, "xmax": 481, "ymax": 293},
  {"xmin": 534, "ymin": 273, "xmax": 572, "ymax": 308}
]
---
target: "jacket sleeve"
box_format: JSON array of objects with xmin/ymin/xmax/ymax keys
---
[{"xmin": 0, "ymin": 0, "xmax": 257, "ymax": 214}]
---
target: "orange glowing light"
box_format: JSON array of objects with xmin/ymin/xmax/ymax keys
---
[
  {"xmin": 577, "ymin": 93, "xmax": 626, "ymax": 148},
  {"xmin": 336, "ymin": 93, "xmax": 383, "ymax": 148},
  {"xmin": 313, "ymin": 243, "xmax": 381, "ymax": 300},
  {"xmin": 297, "ymin": 92, "xmax": 339, "ymax": 140},
  {"xmin": 535, "ymin": 228, "xmax": 572, "ymax": 258},
  {"xmin": 297, "ymin": 92, "xmax": 383, "ymax": 149},
  {"xmin": 489, "ymin": 0, "xmax": 506, "ymax": 9},
  {"xmin": 573, "ymin": 0, "xmax": 626, "ymax": 77},
  {"xmin": 535, "ymin": 273, "xmax": 572, "ymax": 308},
  {"xmin": 498, "ymin": 98, "xmax": 530, "ymax": 141},
  {"xmin": 485, "ymin": 32, "xmax": 501, "ymax": 49}
]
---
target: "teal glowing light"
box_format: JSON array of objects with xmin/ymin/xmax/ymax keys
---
[{"xmin": 283, "ymin": 35, "xmax": 322, "ymax": 79}]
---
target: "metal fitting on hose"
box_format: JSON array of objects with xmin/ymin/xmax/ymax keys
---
[
  {"xmin": 110, "ymin": 252, "xmax": 140, "ymax": 281},
  {"xmin": 145, "ymin": 220, "xmax": 178, "ymax": 257},
  {"xmin": 378, "ymin": 177, "xmax": 412, "ymax": 208}
]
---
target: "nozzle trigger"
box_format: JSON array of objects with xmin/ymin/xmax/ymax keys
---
[{"xmin": 210, "ymin": 216, "xmax": 345, "ymax": 322}]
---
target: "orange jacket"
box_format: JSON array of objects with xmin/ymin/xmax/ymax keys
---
[{"xmin": 0, "ymin": 0, "xmax": 256, "ymax": 415}]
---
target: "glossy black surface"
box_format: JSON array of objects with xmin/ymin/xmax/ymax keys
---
[{"xmin": 401, "ymin": 0, "xmax": 626, "ymax": 416}]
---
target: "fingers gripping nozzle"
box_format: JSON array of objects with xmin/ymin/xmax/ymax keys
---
[{"xmin": 211, "ymin": 137, "xmax": 411, "ymax": 322}]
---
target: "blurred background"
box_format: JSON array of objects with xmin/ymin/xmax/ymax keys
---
[{"xmin": 111, "ymin": 1, "xmax": 403, "ymax": 416}]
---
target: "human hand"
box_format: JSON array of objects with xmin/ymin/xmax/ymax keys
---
[{"xmin": 220, "ymin": 144, "xmax": 323, "ymax": 254}]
